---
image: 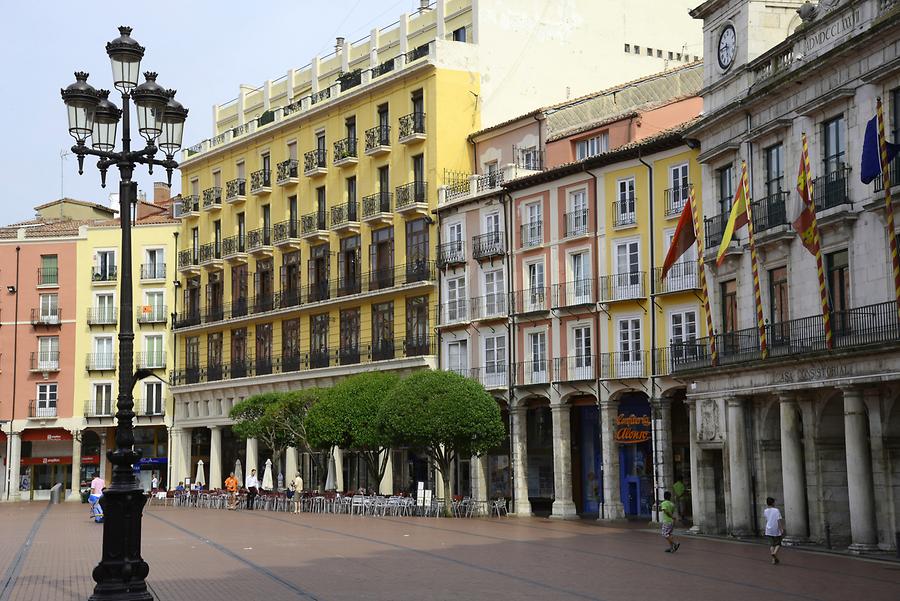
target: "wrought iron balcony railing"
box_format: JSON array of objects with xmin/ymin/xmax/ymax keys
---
[
  {"xmin": 250, "ymin": 169, "xmax": 271, "ymax": 193},
  {"xmin": 553, "ymin": 278, "xmax": 595, "ymax": 307},
  {"xmin": 510, "ymin": 287, "xmax": 550, "ymax": 314},
  {"xmin": 472, "ymin": 231, "xmax": 504, "ymax": 260},
  {"xmin": 564, "ymin": 209, "xmax": 589, "ymax": 238},
  {"xmin": 248, "ymin": 227, "xmax": 272, "ymax": 250},
  {"xmin": 87, "ymin": 307, "xmax": 117, "ymax": 326},
  {"xmin": 653, "ymin": 261, "xmax": 699, "ymax": 294},
  {"xmin": 612, "ymin": 198, "xmax": 636, "ymax": 227},
  {"xmin": 395, "ymin": 181, "xmax": 427, "ymax": 208},
  {"xmin": 599, "ymin": 272, "xmax": 646, "ymax": 302},
  {"xmin": 813, "ymin": 165, "xmax": 851, "ymax": 212},
  {"xmin": 30, "ymin": 352, "xmax": 60, "ymax": 372},
  {"xmin": 437, "ymin": 240, "xmax": 466, "ymax": 268},
  {"xmin": 273, "ymin": 219, "xmax": 300, "ymax": 242},
  {"xmin": 202, "ymin": 187, "xmax": 222, "ymax": 209},
  {"xmin": 225, "ymin": 178, "xmax": 246, "ymax": 201},
  {"xmin": 330, "ymin": 200, "xmax": 358, "ymax": 228},
  {"xmin": 276, "ymin": 159, "xmax": 299, "ymax": 184},
  {"xmin": 365, "ymin": 125, "xmax": 390, "ymax": 151},
  {"xmin": 554, "ymin": 355, "xmax": 596, "ymax": 382},
  {"xmin": 520, "ymin": 222, "xmax": 543, "ymax": 248},
  {"xmin": 362, "ymin": 191, "xmax": 392, "ymax": 217},
  {"xmin": 333, "ymin": 138, "xmax": 358, "ymax": 163},
  {"xmin": 140, "ymin": 263, "xmax": 166, "ymax": 280},
  {"xmin": 398, "ymin": 112, "xmax": 426, "ymax": 139},
  {"xmin": 751, "ymin": 191, "xmax": 789, "ymax": 233},
  {"xmin": 664, "ymin": 185, "xmax": 691, "ymax": 217},
  {"xmin": 304, "ymin": 149, "xmax": 327, "ymax": 174}
]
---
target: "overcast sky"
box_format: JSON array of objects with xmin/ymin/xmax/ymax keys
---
[{"xmin": 0, "ymin": 0, "xmax": 420, "ymax": 223}]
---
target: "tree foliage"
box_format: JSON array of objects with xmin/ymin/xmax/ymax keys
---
[{"xmin": 382, "ymin": 370, "xmax": 505, "ymax": 509}]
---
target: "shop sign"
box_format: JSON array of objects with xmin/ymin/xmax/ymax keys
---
[
  {"xmin": 137, "ymin": 457, "xmax": 167, "ymax": 465},
  {"xmin": 614, "ymin": 413, "xmax": 651, "ymax": 444},
  {"xmin": 21, "ymin": 428, "xmax": 73, "ymax": 442},
  {"xmin": 81, "ymin": 455, "xmax": 100, "ymax": 464},
  {"xmin": 21, "ymin": 456, "xmax": 72, "ymax": 465}
]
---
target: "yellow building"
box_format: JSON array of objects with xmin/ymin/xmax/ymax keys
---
[{"xmin": 75, "ymin": 193, "xmax": 178, "ymax": 490}]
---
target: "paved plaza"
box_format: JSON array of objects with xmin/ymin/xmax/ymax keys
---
[{"xmin": 0, "ymin": 502, "xmax": 898, "ymax": 601}]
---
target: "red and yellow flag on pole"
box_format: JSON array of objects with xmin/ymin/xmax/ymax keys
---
[
  {"xmin": 792, "ymin": 132, "xmax": 833, "ymax": 348},
  {"xmin": 715, "ymin": 173, "xmax": 749, "ymax": 266},
  {"xmin": 877, "ymin": 97, "xmax": 900, "ymax": 322},
  {"xmin": 740, "ymin": 161, "xmax": 769, "ymax": 359}
]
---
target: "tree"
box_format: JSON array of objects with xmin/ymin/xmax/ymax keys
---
[
  {"xmin": 275, "ymin": 388, "xmax": 330, "ymax": 490},
  {"xmin": 229, "ymin": 392, "xmax": 297, "ymax": 481},
  {"xmin": 382, "ymin": 370, "xmax": 505, "ymax": 513}
]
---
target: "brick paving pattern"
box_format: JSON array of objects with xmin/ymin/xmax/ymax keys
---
[{"xmin": 1, "ymin": 502, "xmax": 898, "ymax": 600}]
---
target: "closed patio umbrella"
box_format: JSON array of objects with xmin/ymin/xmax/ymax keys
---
[
  {"xmin": 234, "ymin": 459, "xmax": 243, "ymax": 485},
  {"xmin": 325, "ymin": 454, "xmax": 336, "ymax": 491},
  {"xmin": 262, "ymin": 458, "xmax": 274, "ymax": 491},
  {"xmin": 195, "ymin": 460, "xmax": 206, "ymax": 487}
]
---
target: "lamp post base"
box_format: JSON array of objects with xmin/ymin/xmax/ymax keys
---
[{"xmin": 88, "ymin": 487, "xmax": 152, "ymax": 601}]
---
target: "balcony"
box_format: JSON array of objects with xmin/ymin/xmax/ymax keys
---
[
  {"xmin": 251, "ymin": 293, "xmax": 276, "ymax": 314},
  {"xmin": 230, "ymin": 358, "xmax": 252, "ymax": 379},
  {"xmin": 300, "ymin": 212, "xmax": 329, "ymax": 242},
  {"xmin": 250, "ymin": 169, "xmax": 271, "ymax": 195},
  {"xmin": 437, "ymin": 299, "xmax": 469, "ymax": 326},
  {"xmin": 37, "ymin": 267, "xmax": 59, "ymax": 286},
  {"xmin": 600, "ymin": 351, "xmax": 648, "ymax": 379},
  {"xmin": 205, "ymin": 303, "xmax": 225, "ymax": 323},
  {"xmin": 398, "ymin": 112, "xmax": 426, "ymax": 144},
  {"xmin": 136, "ymin": 397, "xmax": 165, "ymax": 417},
  {"xmin": 31, "ymin": 308, "xmax": 61, "ymax": 326},
  {"xmin": 813, "ymin": 166, "xmax": 851, "ymax": 213},
  {"xmin": 87, "ymin": 306, "xmax": 117, "ymax": 326},
  {"xmin": 180, "ymin": 194, "xmax": 200, "ymax": 217},
  {"xmin": 84, "ymin": 399, "xmax": 114, "ymax": 419},
  {"xmin": 554, "ymin": 355, "xmax": 596, "ymax": 382},
  {"xmin": 225, "ymin": 178, "xmax": 246, "ymax": 203},
  {"xmin": 273, "ymin": 219, "xmax": 302, "ymax": 249},
  {"xmin": 370, "ymin": 339, "xmax": 396, "ymax": 362},
  {"xmin": 564, "ymin": 209, "xmax": 590, "ymax": 238},
  {"xmin": 304, "ymin": 149, "xmax": 327, "ymax": 177},
  {"xmin": 664, "ymin": 185, "xmax": 691, "ymax": 218},
  {"xmin": 199, "ymin": 242, "xmax": 223, "ymax": 268},
  {"xmin": 174, "ymin": 310, "xmax": 201, "ymax": 329},
  {"xmin": 472, "ymin": 232, "xmax": 505, "ymax": 260},
  {"xmin": 256, "ymin": 356, "xmax": 274, "ymax": 376},
  {"xmin": 177, "ymin": 249, "xmax": 200, "ymax": 275},
  {"xmin": 553, "ymin": 278, "xmax": 595, "ymax": 308},
  {"xmin": 364, "ymin": 125, "xmax": 391, "ymax": 156},
  {"xmin": 91, "ymin": 265, "xmax": 118, "ymax": 285},
  {"xmin": 470, "ymin": 293, "xmax": 508, "ymax": 321},
  {"xmin": 873, "ymin": 155, "xmax": 900, "ymax": 193},
  {"xmin": 362, "ymin": 191, "xmax": 392, "ymax": 226},
  {"xmin": 513, "ymin": 360, "xmax": 551, "ymax": 386},
  {"xmin": 86, "ymin": 353, "xmax": 116, "ymax": 372},
  {"xmin": 333, "ymin": 137, "xmax": 358, "ymax": 167},
  {"xmin": 437, "ymin": 240, "xmax": 466, "ymax": 269},
  {"xmin": 137, "ymin": 305, "xmax": 167, "ymax": 325},
  {"xmin": 751, "ymin": 191, "xmax": 789, "ymax": 235},
  {"xmin": 654, "ymin": 261, "xmax": 699, "ymax": 295},
  {"xmin": 330, "ymin": 200, "xmax": 359, "ymax": 234},
  {"xmin": 247, "ymin": 227, "xmax": 273, "ymax": 257},
  {"xmin": 652, "ymin": 345, "xmax": 709, "ymax": 376},
  {"xmin": 510, "ymin": 287, "xmax": 549, "ymax": 314},
  {"xmin": 30, "ymin": 352, "xmax": 60, "ymax": 372},
  {"xmin": 277, "ymin": 287, "xmax": 302, "ymax": 309},
  {"xmin": 600, "ymin": 272, "xmax": 646, "ymax": 302},
  {"xmin": 202, "ymin": 187, "xmax": 222, "ymax": 211},
  {"xmin": 222, "ymin": 235, "xmax": 248, "ymax": 263},
  {"xmin": 28, "ymin": 401, "xmax": 57, "ymax": 419},
  {"xmin": 140, "ymin": 263, "xmax": 166, "ymax": 281},
  {"xmin": 395, "ymin": 181, "xmax": 428, "ymax": 216},
  {"xmin": 136, "ymin": 352, "xmax": 166, "ymax": 370},
  {"xmin": 276, "ymin": 160, "xmax": 299, "ymax": 185},
  {"xmin": 520, "ymin": 222, "xmax": 543, "ymax": 248},
  {"xmin": 470, "ymin": 365, "xmax": 508, "ymax": 390},
  {"xmin": 229, "ymin": 297, "xmax": 249, "ymax": 319},
  {"xmin": 612, "ymin": 198, "xmax": 636, "ymax": 227},
  {"xmin": 704, "ymin": 212, "xmax": 728, "ymax": 249}
]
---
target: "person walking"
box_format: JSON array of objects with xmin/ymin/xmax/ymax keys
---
[
  {"xmin": 151, "ymin": 473, "xmax": 159, "ymax": 492},
  {"xmin": 660, "ymin": 491, "xmax": 680, "ymax": 553},
  {"xmin": 291, "ymin": 473, "xmax": 304, "ymax": 514},
  {"xmin": 245, "ymin": 469, "xmax": 260, "ymax": 511},
  {"xmin": 224, "ymin": 472, "xmax": 239, "ymax": 510},
  {"xmin": 88, "ymin": 472, "xmax": 105, "ymax": 523},
  {"xmin": 764, "ymin": 497, "xmax": 785, "ymax": 564}
]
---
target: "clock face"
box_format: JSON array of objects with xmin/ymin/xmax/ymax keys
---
[{"xmin": 718, "ymin": 24, "xmax": 736, "ymax": 70}]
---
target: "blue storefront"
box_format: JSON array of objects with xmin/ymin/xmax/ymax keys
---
[{"xmin": 615, "ymin": 394, "xmax": 653, "ymax": 518}]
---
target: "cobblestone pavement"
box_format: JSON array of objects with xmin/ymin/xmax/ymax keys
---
[{"xmin": 1, "ymin": 502, "xmax": 898, "ymax": 601}]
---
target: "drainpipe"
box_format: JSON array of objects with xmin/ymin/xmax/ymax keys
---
[
  {"xmin": 5, "ymin": 246, "xmax": 20, "ymax": 500},
  {"xmin": 503, "ymin": 192, "xmax": 515, "ymax": 510},
  {"xmin": 638, "ymin": 152, "xmax": 660, "ymax": 524},
  {"xmin": 583, "ymin": 163, "xmax": 603, "ymax": 519}
]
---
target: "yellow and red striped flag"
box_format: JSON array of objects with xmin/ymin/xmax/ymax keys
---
[
  {"xmin": 740, "ymin": 161, "xmax": 768, "ymax": 359},
  {"xmin": 716, "ymin": 174, "xmax": 749, "ymax": 266}
]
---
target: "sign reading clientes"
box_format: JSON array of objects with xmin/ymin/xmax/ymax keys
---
[{"xmin": 614, "ymin": 413, "xmax": 651, "ymax": 444}]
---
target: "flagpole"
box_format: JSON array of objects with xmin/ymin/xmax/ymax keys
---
[
  {"xmin": 741, "ymin": 160, "xmax": 769, "ymax": 359},
  {"xmin": 877, "ymin": 97, "xmax": 900, "ymax": 322},
  {"xmin": 799, "ymin": 132, "xmax": 833, "ymax": 349},
  {"xmin": 687, "ymin": 186, "xmax": 718, "ymax": 365}
]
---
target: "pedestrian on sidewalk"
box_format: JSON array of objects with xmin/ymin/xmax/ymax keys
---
[
  {"xmin": 225, "ymin": 472, "xmax": 239, "ymax": 510},
  {"xmin": 673, "ymin": 475, "xmax": 687, "ymax": 525},
  {"xmin": 764, "ymin": 497, "xmax": 784, "ymax": 565},
  {"xmin": 291, "ymin": 473, "xmax": 304, "ymax": 514},
  {"xmin": 88, "ymin": 472, "xmax": 105, "ymax": 523},
  {"xmin": 151, "ymin": 473, "xmax": 159, "ymax": 492},
  {"xmin": 660, "ymin": 491, "xmax": 680, "ymax": 553},
  {"xmin": 245, "ymin": 469, "xmax": 260, "ymax": 511}
]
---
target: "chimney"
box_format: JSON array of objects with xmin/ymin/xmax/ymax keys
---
[
  {"xmin": 154, "ymin": 181, "xmax": 171, "ymax": 204},
  {"xmin": 335, "ymin": 37, "xmax": 345, "ymax": 53}
]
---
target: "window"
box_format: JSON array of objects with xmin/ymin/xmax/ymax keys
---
[
  {"xmin": 339, "ymin": 309, "xmax": 360, "ymax": 364},
  {"xmin": 405, "ymin": 296, "xmax": 429, "ymax": 352},
  {"xmin": 93, "ymin": 383, "xmax": 113, "ymax": 416},
  {"xmin": 484, "ymin": 334, "xmax": 507, "ymax": 387},
  {"xmin": 406, "ymin": 218, "xmax": 429, "ymax": 280},
  {"xmin": 524, "ymin": 202, "xmax": 542, "ymax": 246},
  {"xmin": 768, "ymin": 266, "xmax": 789, "ymax": 324},
  {"xmin": 208, "ymin": 332, "xmax": 223, "ymax": 367},
  {"xmin": 664, "ymin": 231, "xmax": 696, "ymax": 290},
  {"xmin": 190, "ymin": 179, "xmax": 199, "ymax": 198},
  {"xmin": 826, "ymin": 249, "xmax": 850, "ymax": 315},
  {"xmin": 378, "ymin": 104, "xmax": 389, "ymax": 131},
  {"xmin": 617, "ymin": 318, "xmax": 643, "ymax": 376},
  {"xmin": 237, "ymin": 213, "xmax": 246, "ymax": 248},
  {"xmin": 485, "ymin": 212, "xmax": 501, "ymax": 235},
  {"xmin": 670, "ymin": 310, "xmax": 697, "ymax": 364},
  {"xmin": 372, "ymin": 302, "xmax": 394, "ymax": 360},
  {"xmin": 670, "ymin": 163, "xmax": 690, "ymax": 211},
  {"xmin": 572, "ymin": 325, "xmax": 593, "ymax": 379},
  {"xmin": 518, "ymin": 146, "xmax": 540, "ymax": 170},
  {"xmin": 236, "ymin": 161, "xmax": 245, "ymax": 180},
  {"xmin": 447, "ymin": 222, "xmax": 463, "ymax": 243},
  {"xmin": 145, "ymin": 248, "xmax": 164, "ymax": 279},
  {"xmin": 624, "ymin": 44, "xmax": 631, "ymax": 52},
  {"xmin": 452, "ymin": 26, "xmax": 467, "ymax": 42},
  {"xmin": 526, "ymin": 331, "xmax": 548, "ymax": 383},
  {"xmin": 185, "ymin": 336, "xmax": 200, "ymax": 369},
  {"xmin": 721, "ymin": 280, "xmax": 737, "ymax": 333},
  {"xmin": 213, "ymin": 221, "xmax": 222, "ymax": 257},
  {"xmin": 191, "ymin": 227, "xmax": 199, "ymax": 261},
  {"xmin": 764, "ymin": 144, "xmax": 784, "ymax": 197},
  {"xmin": 634, "ymin": 45, "xmax": 641, "ymax": 54},
  {"xmin": 94, "ymin": 336, "xmax": 114, "ymax": 369},
  {"xmin": 345, "ymin": 116, "xmax": 356, "ymax": 141},
  {"xmin": 569, "ymin": 252, "xmax": 591, "ymax": 303},
  {"xmin": 483, "ymin": 269, "xmax": 505, "ymax": 316},
  {"xmin": 369, "ymin": 227, "xmax": 393, "ymax": 290},
  {"xmin": 526, "ymin": 261, "xmax": 545, "ymax": 311},
  {"xmin": 447, "ymin": 340, "xmax": 468, "ymax": 375},
  {"xmin": 37, "ymin": 336, "xmax": 58, "ymax": 370},
  {"xmin": 287, "ymin": 141, "xmax": 297, "ymax": 161},
  {"xmin": 310, "ymin": 314, "xmax": 329, "ymax": 368},
  {"xmin": 717, "ymin": 164, "xmax": 734, "ymax": 214},
  {"xmin": 144, "ymin": 291, "xmax": 163, "ymax": 322},
  {"xmin": 646, "ymin": 47, "xmax": 653, "ymax": 56},
  {"xmin": 446, "ymin": 276, "xmax": 467, "ymax": 321},
  {"xmin": 255, "ymin": 323, "xmax": 273, "ymax": 373},
  {"xmin": 40, "ymin": 293, "xmax": 59, "ymax": 323},
  {"xmin": 262, "ymin": 204, "xmax": 271, "ymax": 239},
  {"xmin": 657, "ymin": 49, "xmax": 663, "ymax": 58},
  {"xmin": 411, "ymin": 89, "xmax": 424, "ymax": 116},
  {"xmin": 213, "ymin": 170, "xmax": 222, "ymax": 190},
  {"xmin": 892, "ymin": 88, "xmax": 900, "ymax": 142},
  {"xmin": 39, "ymin": 255, "xmax": 58, "ymax": 285},
  {"xmin": 144, "ymin": 381, "xmax": 163, "ymax": 415},
  {"xmin": 94, "ymin": 250, "xmax": 116, "ymax": 280},
  {"xmin": 144, "ymin": 335, "xmax": 164, "ymax": 368},
  {"xmin": 567, "ymin": 190, "xmax": 588, "ymax": 236},
  {"xmin": 283, "ymin": 318, "xmax": 301, "ymax": 365},
  {"xmin": 575, "ymin": 133, "xmax": 609, "ymax": 160},
  {"xmin": 36, "ymin": 383, "xmax": 58, "ymax": 417},
  {"xmin": 614, "ymin": 241, "xmax": 641, "ymax": 298},
  {"xmin": 316, "ymin": 187, "xmax": 326, "ymax": 227},
  {"xmin": 336, "ymin": 237, "xmax": 360, "ymax": 296},
  {"xmin": 261, "ymin": 152, "xmax": 271, "ymax": 173},
  {"xmin": 616, "ymin": 178, "xmax": 636, "ymax": 225},
  {"xmin": 822, "ymin": 115, "xmax": 845, "ymax": 174}
]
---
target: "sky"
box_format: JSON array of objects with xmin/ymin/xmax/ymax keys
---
[{"xmin": 0, "ymin": 0, "xmax": 423, "ymax": 223}]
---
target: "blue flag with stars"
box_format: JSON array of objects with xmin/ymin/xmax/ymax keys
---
[{"xmin": 861, "ymin": 115, "xmax": 900, "ymax": 184}]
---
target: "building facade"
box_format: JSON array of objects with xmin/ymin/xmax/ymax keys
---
[
  {"xmin": 170, "ymin": 0, "xmax": 704, "ymax": 494},
  {"xmin": 683, "ymin": 0, "xmax": 900, "ymax": 551}
]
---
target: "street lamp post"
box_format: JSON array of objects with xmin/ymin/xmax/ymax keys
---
[{"xmin": 61, "ymin": 26, "xmax": 187, "ymax": 601}]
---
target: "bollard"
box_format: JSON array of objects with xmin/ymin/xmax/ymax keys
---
[
  {"xmin": 824, "ymin": 522, "xmax": 832, "ymax": 550},
  {"xmin": 49, "ymin": 483, "xmax": 63, "ymax": 505}
]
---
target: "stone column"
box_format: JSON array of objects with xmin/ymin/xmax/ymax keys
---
[
  {"xmin": 378, "ymin": 450, "xmax": 393, "ymax": 495},
  {"xmin": 685, "ymin": 399, "xmax": 704, "ymax": 533},
  {"xmin": 470, "ymin": 454, "xmax": 489, "ymax": 504},
  {"xmin": 170, "ymin": 427, "xmax": 192, "ymax": 487},
  {"xmin": 842, "ymin": 387, "xmax": 878, "ymax": 552},
  {"xmin": 599, "ymin": 399, "xmax": 625, "ymax": 520},
  {"xmin": 99, "ymin": 430, "xmax": 109, "ymax": 481},
  {"xmin": 68, "ymin": 431, "xmax": 82, "ymax": 501},
  {"xmin": 332, "ymin": 447, "xmax": 344, "ymax": 492},
  {"xmin": 208, "ymin": 426, "xmax": 222, "ymax": 490},
  {"xmin": 779, "ymin": 393, "xmax": 809, "ymax": 541},
  {"xmin": 550, "ymin": 404, "xmax": 577, "ymax": 519},
  {"xmin": 285, "ymin": 446, "xmax": 299, "ymax": 484},
  {"xmin": 6, "ymin": 432, "xmax": 21, "ymax": 501},
  {"xmin": 726, "ymin": 396, "xmax": 752, "ymax": 536},
  {"xmin": 246, "ymin": 438, "xmax": 258, "ymax": 475},
  {"xmin": 651, "ymin": 398, "xmax": 674, "ymax": 523},
  {"xmin": 510, "ymin": 405, "xmax": 531, "ymax": 516}
]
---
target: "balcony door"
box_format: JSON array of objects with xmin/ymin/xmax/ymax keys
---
[
  {"xmin": 405, "ymin": 296, "xmax": 428, "ymax": 353},
  {"xmin": 145, "ymin": 335, "xmax": 164, "ymax": 368},
  {"xmin": 94, "ymin": 383, "xmax": 113, "ymax": 416},
  {"xmin": 670, "ymin": 163, "xmax": 689, "ymax": 209},
  {"xmin": 308, "ymin": 244, "xmax": 330, "ymax": 301},
  {"xmin": 95, "ymin": 336, "xmax": 114, "ymax": 369},
  {"xmin": 615, "ymin": 241, "xmax": 641, "ymax": 299},
  {"xmin": 370, "ymin": 228, "xmax": 393, "ymax": 289},
  {"xmin": 617, "ymin": 318, "xmax": 643, "ymax": 377},
  {"xmin": 36, "ymin": 383, "xmax": 57, "ymax": 418},
  {"xmin": 310, "ymin": 314, "xmax": 329, "ymax": 368},
  {"xmin": 339, "ymin": 309, "xmax": 360, "ymax": 364},
  {"xmin": 446, "ymin": 340, "xmax": 468, "ymax": 376},
  {"xmin": 570, "ymin": 252, "xmax": 591, "ymax": 303},
  {"xmin": 145, "ymin": 381, "xmax": 163, "ymax": 416},
  {"xmin": 256, "ymin": 323, "xmax": 272, "ymax": 374},
  {"xmin": 664, "ymin": 231, "xmax": 696, "ymax": 289},
  {"xmin": 527, "ymin": 261, "xmax": 545, "ymax": 311},
  {"xmin": 572, "ymin": 326, "xmax": 593, "ymax": 380},
  {"xmin": 484, "ymin": 269, "xmax": 505, "ymax": 316},
  {"xmin": 446, "ymin": 276, "xmax": 466, "ymax": 321},
  {"xmin": 405, "ymin": 218, "xmax": 429, "ymax": 281},
  {"xmin": 670, "ymin": 310, "xmax": 697, "ymax": 367},
  {"xmin": 484, "ymin": 335, "xmax": 507, "ymax": 388},
  {"xmin": 41, "ymin": 293, "xmax": 60, "ymax": 323},
  {"xmin": 527, "ymin": 331, "xmax": 547, "ymax": 384}
]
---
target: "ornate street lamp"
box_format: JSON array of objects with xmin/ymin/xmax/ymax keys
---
[{"xmin": 61, "ymin": 25, "xmax": 187, "ymax": 601}]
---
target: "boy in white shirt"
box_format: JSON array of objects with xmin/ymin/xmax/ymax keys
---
[{"xmin": 764, "ymin": 496, "xmax": 785, "ymax": 565}]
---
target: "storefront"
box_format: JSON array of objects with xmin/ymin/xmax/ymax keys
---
[
  {"xmin": 487, "ymin": 408, "xmax": 511, "ymax": 501},
  {"xmin": 615, "ymin": 394, "xmax": 653, "ymax": 518},
  {"xmin": 19, "ymin": 428, "xmax": 73, "ymax": 500},
  {"xmin": 526, "ymin": 403, "xmax": 554, "ymax": 515},
  {"xmin": 574, "ymin": 404, "xmax": 602, "ymax": 515},
  {"xmin": 79, "ymin": 430, "xmax": 101, "ymax": 489},
  {"xmin": 134, "ymin": 426, "xmax": 168, "ymax": 490}
]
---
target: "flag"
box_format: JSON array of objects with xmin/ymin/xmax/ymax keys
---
[
  {"xmin": 715, "ymin": 177, "xmax": 749, "ymax": 266},
  {"xmin": 861, "ymin": 115, "xmax": 900, "ymax": 184},
  {"xmin": 661, "ymin": 195, "xmax": 695, "ymax": 279},
  {"xmin": 792, "ymin": 143, "xmax": 818, "ymax": 256}
]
